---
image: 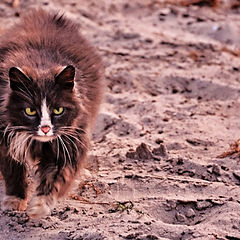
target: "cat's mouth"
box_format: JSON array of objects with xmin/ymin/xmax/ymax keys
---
[
  {"xmin": 34, "ymin": 135, "xmax": 56, "ymax": 142},
  {"xmin": 34, "ymin": 125, "xmax": 56, "ymax": 142}
]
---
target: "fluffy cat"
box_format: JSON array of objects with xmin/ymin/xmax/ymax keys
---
[{"xmin": 0, "ymin": 9, "xmax": 104, "ymax": 218}]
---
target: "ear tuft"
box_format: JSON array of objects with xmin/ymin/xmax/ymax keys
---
[
  {"xmin": 55, "ymin": 65, "xmax": 75, "ymax": 91},
  {"xmin": 9, "ymin": 67, "xmax": 31, "ymax": 91}
]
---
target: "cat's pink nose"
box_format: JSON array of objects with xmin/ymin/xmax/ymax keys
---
[{"xmin": 41, "ymin": 125, "xmax": 51, "ymax": 134}]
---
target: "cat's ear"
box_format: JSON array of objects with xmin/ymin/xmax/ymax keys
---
[
  {"xmin": 55, "ymin": 65, "xmax": 75, "ymax": 91},
  {"xmin": 9, "ymin": 67, "xmax": 31, "ymax": 91}
]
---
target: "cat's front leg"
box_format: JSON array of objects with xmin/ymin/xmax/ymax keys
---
[
  {"xmin": 0, "ymin": 157, "xmax": 28, "ymax": 211},
  {"xmin": 27, "ymin": 163, "xmax": 79, "ymax": 218},
  {"xmin": 27, "ymin": 194, "xmax": 56, "ymax": 218}
]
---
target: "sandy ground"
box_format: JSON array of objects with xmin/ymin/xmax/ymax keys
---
[{"xmin": 1, "ymin": 0, "xmax": 240, "ymax": 239}]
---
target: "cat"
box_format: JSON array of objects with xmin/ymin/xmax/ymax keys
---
[{"xmin": 0, "ymin": 9, "xmax": 104, "ymax": 218}]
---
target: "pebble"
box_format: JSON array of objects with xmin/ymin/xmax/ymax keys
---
[
  {"xmin": 212, "ymin": 164, "xmax": 221, "ymax": 176},
  {"xmin": 176, "ymin": 212, "xmax": 186, "ymax": 222},
  {"xmin": 122, "ymin": 32, "xmax": 140, "ymax": 40},
  {"xmin": 112, "ymin": 85, "xmax": 122, "ymax": 93},
  {"xmin": 136, "ymin": 143, "xmax": 154, "ymax": 160},
  {"xmin": 159, "ymin": 8, "xmax": 171, "ymax": 16},
  {"xmin": 152, "ymin": 144, "xmax": 168, "ymax": 158},
  {"xmin": 196, "ymin": 201, "xmax": 212, "ymax": 210},
  {"xmin": 210, "ymin": 199, "xmax": 225, "ymax": 206},
  {"xmin": 185, "ymin": 208, "xmax": 196, "ymax": 218},
  {"xmin": 165, "ymin": 200, "xmax": 177, "ymax": 211}
]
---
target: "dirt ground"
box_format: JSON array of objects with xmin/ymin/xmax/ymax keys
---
[{"xmin": 1, "ymin": 0, "xmax": 240, "ymax": 239}]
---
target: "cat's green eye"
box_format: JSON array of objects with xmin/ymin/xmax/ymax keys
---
[
  {"xmin": 25, "ymin": 107, "xmax": 37, "ymax": 116},
  {"xmin": 53, "ymin": 107, "xmax": 64, "ymax": 115}
]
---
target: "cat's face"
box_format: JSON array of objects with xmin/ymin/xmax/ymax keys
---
[{"xmin": 6, "ymin": 65, "xmax": 80, "ymax": 143}]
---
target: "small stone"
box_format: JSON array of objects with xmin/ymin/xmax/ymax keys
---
[
  {"xmin": 126, "ymin": 150, "xmax": 137, "ymax": 159},
  {"xmin": 155, "ymin": 138, "xmax": 163, "ymax": 144},
  {"xmin": 152, "ymin": 144, "xmax": 168, "ymax": 158},
  {"xmin": 185, "ymin": 208, "xmax": 195, "ymax": 218},
  {"xmin": 145, "ymin": 235, "xmax": 158, "ymax": 240},
  {"xmin": 159, "ymin": 8, "xmax": 171, "ymax": 16},
  {"xmin": 165, "ymin": 200, "xmax": 177, "ymax": 211},
  {"xmin": 122, "ymin": 32, "xmax": 140, "ymax": 40},
  {"xmin": 73, "ymin": 208, "xmax": 79, "ymax": 214},
  {"xmin": 196, "ymin": 201, "xmax": 212, "ymax": 210},
  {"xmin": 233, "ymin": 225, "xmax": 238, "ymax": 229},
  {"xmin": 126, "ymin": 143, "xmax": 154, "ymax": 160},
  {"xmin": 112, "ymin": 85, "xmax": 122, "ymax": 93},
  {"xmin": 212, "ymin": 164, "xmax": 221, "ymax": 176},
  {"xmin": 136, "ymin": 143, "xmax": 153, "ymax": 160},
  {"xmin": 176, "ymin": 212, "xmax": 186, "ymax": 222},
  {"xmin": 210, "ymin": 199, "xmax": 225, "ymax": 205}
]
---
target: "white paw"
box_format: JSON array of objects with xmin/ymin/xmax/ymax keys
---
[
  {"xmin": 2, "ymin": 195, "xmax": 27, "ymax": 211},
  {"xmin": 27, "ymin": 195, "xmax": 54, "ymax": 219}
]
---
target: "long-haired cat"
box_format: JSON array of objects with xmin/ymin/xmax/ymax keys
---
[{"xmin": 0, "ymin": 9, "xmax": 104, "ymax": 218}]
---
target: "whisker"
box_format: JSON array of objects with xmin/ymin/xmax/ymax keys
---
[
  {"xmin": 56, "ymin": 136, "xmax": 60, "ymax": 161},
  {"xmin": 58, "ymin": 130, "xmax": 88, "ymax": 150},
  {"xmin": 62, "ymin": 133, "xmax": 78, "ymax": 153},
  {"xmin": 59, "ymin": 126, "xmax": 87, "ymax": 134},
  {"xmin": 57, "ymin": 135, "xmax": 73, "ymax": 167},
  {"xmin": 60, "ymin": 136, "xmax": 72, "ymax": 166}
]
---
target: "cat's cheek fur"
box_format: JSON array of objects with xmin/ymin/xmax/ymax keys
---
[{"xmin": 2, "ymin": 195, "xmax": 27, "ymax": 211}]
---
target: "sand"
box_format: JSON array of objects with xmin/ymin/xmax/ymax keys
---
[{"xmin": 0, "ymin": 0, "xmax": 240, "ymax": 239}]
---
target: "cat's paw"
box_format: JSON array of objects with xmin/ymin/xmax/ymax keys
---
[
  {"xmin": 27, "ymin": 196, "xmax": 54, "ymax": 219},
  {"xmin": 1, "ymin": 195, "xmax": 27, "ymax": 211}
]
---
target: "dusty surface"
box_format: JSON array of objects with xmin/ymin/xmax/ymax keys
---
[{"xmin": 1, "ymin": 0, "xmax": 240, "ymax": 239}]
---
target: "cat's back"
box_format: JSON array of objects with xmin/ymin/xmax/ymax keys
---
[
  {"xmin": 0, "ymin": 8, "xmax": 101, "ymax": 67},
  {"xmin": 0, "ymin": 8, "xmax": 103, "ymax": 83}
]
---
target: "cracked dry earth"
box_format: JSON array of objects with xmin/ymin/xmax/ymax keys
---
[{"xmin": 1, "ymin": 0, "xmax": 240, "ymax": 239}]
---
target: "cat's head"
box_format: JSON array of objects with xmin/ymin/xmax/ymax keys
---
[{"xmin": 6, "ymin": 65, "xmax": 81, "ymax": 144}]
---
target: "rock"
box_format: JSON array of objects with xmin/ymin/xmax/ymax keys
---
[
  {"xmin": 152, "ymin": 144, "xmax": 168, "ymax": 158},
  {"xmin": 155, "ymin": 138, "xmax": 163, "ymax": 144},
  {"xmin": 176, "ymin": 212, "xmax": 186, "ymax": 222},
  {"xmin": 186, "ymin": 138, "xmax": 214, "ymax": 147},
  {"xmin": 114, "ymin": 30, "xmax": 140, "ymax": 40},
  {"xmin": 126, "ymin": 143, "xmax": 154, "ymax": 160},
  {"xmin": 122, "ymin": 32, "xmax": 140, "ymax": 40},
  {"xmin": 126, "ymin": 150, "xmax": 138, "ymax": 159},
  {"xmin": 185, "ymin": 208, "xmax": 196, "ymax": 218},
  {"xmin": 212, "ymin": 164, "xmax": 221, "ymax": 176},
  {"xmin": 196, "ymin": 201, "xmax": 212, "ymax": 210},
  {"xmin": 145, "ymin": 234, "xmax": 159, "ymax": 240},
  {"xmin": 165, "ymin": 200, "xmax": 177, "ymax": 211},
  {"xmin": 159, "ymin": 8, "xmax": 171, "ymax": 16},
  {"xmin": 112, "ymin": 85, "xmax": 122, "ymax": 93},
  {"xmin": 210, "ymin": 199, "xmax": 225, "ymax": 206}
]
